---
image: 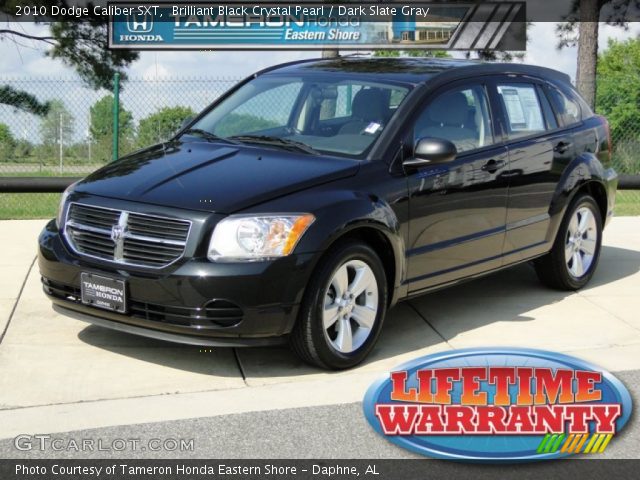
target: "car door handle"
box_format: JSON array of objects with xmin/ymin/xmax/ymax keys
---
[
  {"xmin": 554, "ymin": 141, "xmax": 572, "ymax": 154},
  {"xmin": 481, "ymin": 159, "xmax": 506, "ymax": 173}
]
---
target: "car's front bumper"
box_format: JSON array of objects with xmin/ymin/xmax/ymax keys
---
[{"xmin": 38, "ymin": 219, "xmax": 316, "ymax": 346}]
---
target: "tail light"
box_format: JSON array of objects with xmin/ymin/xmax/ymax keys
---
[{"xmin": 597, "ymin": 115, "xmax": 612, "ymax": 162}]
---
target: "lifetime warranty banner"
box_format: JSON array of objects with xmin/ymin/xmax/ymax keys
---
[{"xmin": 107, "ymin": 2, "xmax": 526, "ymax": 50}]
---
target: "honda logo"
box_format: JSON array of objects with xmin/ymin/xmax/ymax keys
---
[{"xmin": 127, "ymin": 14, "xmax": 153, "ymax": 33}]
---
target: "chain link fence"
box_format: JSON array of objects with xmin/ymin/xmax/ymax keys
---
[
  {"xmin": 0, "ymin": 74, "xmax": 638, "ymax": 218},
  {"xmin": 0, "ymin": 76, "xmax": 239, "ymax": 218},
  {"xmin": 0, "ymin": 76, "xmax": 240, "ymax": 175},
  {"xmin": 595, "ymin": 74, "xmax": 640, "ymax": 213}
]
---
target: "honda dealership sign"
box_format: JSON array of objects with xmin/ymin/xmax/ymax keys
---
[{"xmin": 109, "ymin": 2, "xmax": 526, "ymax": 50}]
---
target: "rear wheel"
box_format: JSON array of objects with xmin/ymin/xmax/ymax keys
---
[
  {"xmin": 534, "ymin": 194, "xmax": 602, "ymax": 290},
  {"xmin": 290, "ymin": 241, "xmax": 387, "ymax": 369}
]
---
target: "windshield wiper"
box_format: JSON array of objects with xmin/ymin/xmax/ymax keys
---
[
  {"xmin": 229, "ymin": 135, "xmax": 319, "ymax": 155},
  {"xmin": 180, "ymin": 128, "xmax": 240, "ymax": 145}
]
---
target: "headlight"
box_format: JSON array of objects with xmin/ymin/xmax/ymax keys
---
[
  {"xmin": 208, "ymin": 214, "xmax": 315, "ymax": 262},
  {"xmin": 56, "ymin": 181, "xmax": 78, "ymax": 228}
]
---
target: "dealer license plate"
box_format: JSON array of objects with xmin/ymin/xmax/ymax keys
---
[{"xmin": 80, "ymin": 272, "xmax": 127, "ymax": 313}]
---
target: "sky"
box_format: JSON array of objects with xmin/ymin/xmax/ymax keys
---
[{"xmin": 0, "ymin": 21, "xmax": 639, "ymax": 143}]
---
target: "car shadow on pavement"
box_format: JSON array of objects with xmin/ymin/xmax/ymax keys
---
[{"xmin": 77, "ymin": 245, "xmax": 640, "ymax": 379}]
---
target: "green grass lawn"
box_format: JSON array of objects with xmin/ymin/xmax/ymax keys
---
[
  {"xmin": 0, "ymin": 193, "xmax": 61, "ymax": 220},
  {"xmin": 1, "ymin": 191, "xmax": 639, "ymax": 220},
  {"xmin": 615, "ymin": 190, "xmax": 640, "ymax": 216}
]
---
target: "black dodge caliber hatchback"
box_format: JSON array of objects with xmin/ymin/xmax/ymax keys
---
[{"xmin": 39, "ymin": 58, "xmax": 617, "ymax": 369}]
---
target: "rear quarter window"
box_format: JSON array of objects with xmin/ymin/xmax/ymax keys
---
[{"xmin": 546, "ymin": 86, "xmax": 583, "ymax": 126}]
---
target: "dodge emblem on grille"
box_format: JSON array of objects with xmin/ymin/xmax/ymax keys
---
[{"xmin": 111, "ymin": 225, "xmax": 125, "ymax": 243}]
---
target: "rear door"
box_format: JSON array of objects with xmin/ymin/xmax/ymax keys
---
[
  {"xmin": 405, "ymin": 80, "xmax": 509, "ymax": 292},
  {"xmin": 492, "ymin": 77, "xmax": 575, "ymax": 263}
]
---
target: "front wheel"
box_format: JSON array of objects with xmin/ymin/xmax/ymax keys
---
[
  {"xmin": 534, "ymin": 194, "xmax": 603, "ymax": 290},
  {"xmin": 290, "ymin": 241, "xmax": 388, "ymax": 369}
]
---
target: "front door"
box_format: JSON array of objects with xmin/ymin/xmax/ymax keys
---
[{"xmin": 405, "ymin": 82, "xmax": 509, "ymax": 292}]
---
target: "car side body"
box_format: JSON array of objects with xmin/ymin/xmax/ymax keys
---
[{"xmin": 38, "ymin": 58, "xmax": 617, "ymax": 368}]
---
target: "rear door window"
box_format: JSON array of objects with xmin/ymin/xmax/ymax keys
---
[{"xmin": 497, "ymin": 84, "xmax": 547, "ymax": 139}]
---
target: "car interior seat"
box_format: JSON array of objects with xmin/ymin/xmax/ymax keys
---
[
  {"xmin": 418, "ymin": 91, "xmax": 479, "ymax": 152},
  {"xmin": 339, "ymin": 88, "xmax": 387, "ymax": 135}
]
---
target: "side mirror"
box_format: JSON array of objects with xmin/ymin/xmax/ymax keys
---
[
  {"xmin": 403, "ymin": 137, "xmax": 457, "ymax": 169},
  {"xmin": 179, "ymin": 116, "xmax": 194, "ymax": 131}
]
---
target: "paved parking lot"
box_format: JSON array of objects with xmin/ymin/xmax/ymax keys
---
[{"xmin": 0, "ymin": 218, "xmax": 639, "ymax": 443}]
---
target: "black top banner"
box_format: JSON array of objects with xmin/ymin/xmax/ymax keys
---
[{"xmin": 3, "ymin": 0, "xmax": 640, "ymax": 22}]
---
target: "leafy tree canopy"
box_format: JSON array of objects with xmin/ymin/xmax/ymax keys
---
[
  {"xmin": 137, "ymin": 106, "xmax": 196, "ymax": 147},
  {"xmin": 0, "ymin": 86, "xmax": 50, "ymax": 115},
  {"xmin": 0, "ymin": 122, "xmax": 16, "ymax": 162},
  {"xmin": 90, "ymin": 95, "xmax": 134, "ymax": 140},
  {"xmin": 1, "ymin": 1, "xmax": 139, "ymax": 114},
  {"xmin": 596, "ymin": 37, "xmax": 640, "ymax": 143},
  {"xmin": 555, "ymin": 0, "xmax": 630, "ymax": 48},
  {"xmin": 39, "ymin": 99, "xmax": 75, "ymax": 146}
]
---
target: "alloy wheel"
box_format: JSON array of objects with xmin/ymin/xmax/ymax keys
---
[
  {"xmin": 322, "ymin": 259, "xmax": 379, "ymax": 354},
  {"xmin": 565, "ymin": 206, "xmax": 598, "ymax": 278}
]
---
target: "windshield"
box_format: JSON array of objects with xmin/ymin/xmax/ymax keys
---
[{"xmin": 189, "ymin": 74, "xmax": 410, "ymax": 157}]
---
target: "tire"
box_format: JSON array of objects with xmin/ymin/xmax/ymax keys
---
[
  {"xmin": 534, "ymin": 194, "xmax": 603, "ymax": 290},
  {"xmin": 290, "ymin": 241, "xmax": 388, "ymax": 370}
]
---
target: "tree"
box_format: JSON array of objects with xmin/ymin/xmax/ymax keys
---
[
  {"xmin": 39, "ymin": 100, "xmax": 75, "ymax": 148},
  {"xmin": 90, "ymin": 95, "xmax": 133, "ymax": 140},
  {"xmin": 0, "ymin": 86, "xmax": 50, "ymax": 116},
  {"xmin": 556, "ymin": 0, "xmax": 632, "ymax": 109},
  {"xmin": 89, "ymin": 95, "xmax": 134, "ymax": 162},
  {"xmin": 0, "ymin": 1, "xmax": 139, "ymax": 114},
  {"xmin": 0, "ymin": 123, "xmax": 16, "ymax": 162},
  {"xmin": 596, "ymin": 37, "xmax": 640, "ymax": 173},
  {"xmin": 137, "ymin": 106, "xmax": 196, "ymax": 147},
  {"xmin": 13, "ymin": 138, "xmax": 33, "ymax": 161}
]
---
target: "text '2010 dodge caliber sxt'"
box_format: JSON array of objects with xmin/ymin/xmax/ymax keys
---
[{"xmin": 39, "ymin": 58, "xmax": 617, "ymax": 369}]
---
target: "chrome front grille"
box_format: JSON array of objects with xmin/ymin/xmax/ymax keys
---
[{"xmin": 64, "ymin": 203, "xmax": 191, "ymax": 268}]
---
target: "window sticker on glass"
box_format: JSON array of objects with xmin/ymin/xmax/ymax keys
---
[
  {"xmin": 498, "ymin": 84, "xmax": 545, "ymax": 136},
  {"xmin": 364, "ymin": 122, "xmax": 382, "ymax": 134},
  {"xmin": 499, "ymin": 87, "xmax": 526, "ymax": 126}
]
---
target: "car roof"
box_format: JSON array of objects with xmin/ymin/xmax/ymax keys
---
[{"xmin": 262, "ymin": 56, "xmax": 571, "ymax": 87}]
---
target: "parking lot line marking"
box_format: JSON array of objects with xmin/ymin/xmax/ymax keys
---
[
  {"xmin": 0, "ymin": 256, "xmax": 35, "ymax": 346},
  {"xmin": 406, "ymin": 301, "xmax": 452, "ymax": 347},
  {"xmin": 233, "ymin": 348, "xmax": 248, "ymax": 385}
]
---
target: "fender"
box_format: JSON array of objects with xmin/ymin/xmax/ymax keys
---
[
  {"xmin": 546, "ymin": 151, "xmax": 609, "ymax": 243},
  {"xmin": 246, "ymin": 185, "xmax": 408, "ymax": 307}
]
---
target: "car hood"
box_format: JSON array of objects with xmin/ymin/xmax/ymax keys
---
[{"xmin": 75, "ymin": 141, "xmax": 359, "ymax": 213}]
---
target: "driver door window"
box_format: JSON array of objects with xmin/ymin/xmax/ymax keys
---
[{"xmin": 414, "ymin": 85, "xmax": 494, "ymax": 153}]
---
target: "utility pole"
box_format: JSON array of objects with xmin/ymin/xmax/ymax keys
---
[
  {"xmin": 322, "ymin": 49, "xmax": 339, "ymax": 58},
  {"xmin": 87, "ymin": 129, "xmax": 92, "ymax": 164},
  {"xmin": 322, "ymin": 0, "xmax": 340, "ymax": 59},
  {"xmin": 113, "ymin": 72, "xmax": 120, "ymax": 162},
  {"xmin": 59, "ymin": 112, "xmax": 63, "ymax": 175}
]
